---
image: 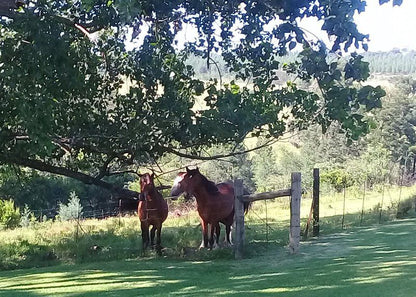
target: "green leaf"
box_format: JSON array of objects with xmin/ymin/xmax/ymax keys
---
[
  {"xmin": 288, "ymin": 41, "xmax": 296, "ymax": 50},
  {"xmin": 230, "ymin": 83, "xmax": 240, "ymax": 95}
]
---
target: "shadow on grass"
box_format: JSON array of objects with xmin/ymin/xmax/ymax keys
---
[{"xmin": 1, "ymin": 218, "xmax": 415, "ymax": 297}]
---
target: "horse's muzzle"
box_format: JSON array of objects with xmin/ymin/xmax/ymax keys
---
[{"xmin": 170, "ymin": 184, "xmax": 183, "ymax": 197}]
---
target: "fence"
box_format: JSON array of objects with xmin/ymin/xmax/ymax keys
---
[
  {"xmin": 232, "ymin": 166, "xmax": 416, "ymax": 260},
  {"xmin": 233, "ymin": 169, "xmax": 321, "ymax": 259},
  {"xmin": 25, "ymin": 198, "xmax": 143, "ymax": 224}
]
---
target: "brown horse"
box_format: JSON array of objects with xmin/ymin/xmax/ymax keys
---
[
  {"xmin": 138, "ymin": 173, "xmax": 168, "ymax": 253},
  {"xmin": 171, "ymin": 167, "xmax": 250, "ymax": 249}
]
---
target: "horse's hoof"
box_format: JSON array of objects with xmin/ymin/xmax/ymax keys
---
[
  {"xmin": 223, "ymin": 240, "xmax": 233, "ymax": 247},
  {"xmin": 199, "ymin": 244, "xmax": 207, "ymax": 250}
]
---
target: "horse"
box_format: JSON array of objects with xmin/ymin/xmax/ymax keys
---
[
  {"xmin": 138, "ymin": 173, "xmax": 168, "ymax": 253},
  {"xmin": 170, "ymin": 167, "xmax": 250, "ymax": 249}
]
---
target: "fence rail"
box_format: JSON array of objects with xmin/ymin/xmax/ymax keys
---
[{"xmin": 240, "ymin": 189, "xmax": 291, "ymax": 202}]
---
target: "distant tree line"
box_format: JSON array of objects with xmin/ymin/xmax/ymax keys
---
[
  {"xmin": 362, "ymin": 49, "xmax": 416, "ymax": 75},
  {"xmin": 188, "ymin": 50, "xmax": 416, "ymax": 79}
]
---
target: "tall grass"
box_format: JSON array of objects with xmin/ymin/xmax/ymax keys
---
[{"xmin": 1, "ymin": 184, "xmax": 415, "ymax": 270}]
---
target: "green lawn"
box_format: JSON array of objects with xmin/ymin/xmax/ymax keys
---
[{"xmin": 1, "ymin": 218, "xmax": 415, "ymax": 297}]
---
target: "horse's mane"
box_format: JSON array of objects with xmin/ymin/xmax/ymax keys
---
[{"xmin": 199, "ymin": 174, "xmax": 219, "ymax": 195}]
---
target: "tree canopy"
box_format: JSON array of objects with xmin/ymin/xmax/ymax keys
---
[{"xmin": 0, "ymin": 0, "xmax": 400, "ymax": 198}]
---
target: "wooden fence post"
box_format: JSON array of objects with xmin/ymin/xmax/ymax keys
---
[
  {"xmin": 234, "ymin": 179, "xmax": 245, "ymax": 259},
  {"xmin": 289, "ymin": 172, "xmax": 301, "ymax": 254},
  {"xmin": 313, "ymin": 168, "xmax": 320, "ymax": 237}
]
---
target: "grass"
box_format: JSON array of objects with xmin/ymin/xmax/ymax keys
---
[
  {"xmin": 1, "ymin": 184, "xmax": 415, "ymax": 270},
  {"xmin": 0, "ymin": 184, "xmax": 415, "ymax": 296},
  {"xmin": 0, "ymin": 218, "xmax": 415, "ymax": 296}
]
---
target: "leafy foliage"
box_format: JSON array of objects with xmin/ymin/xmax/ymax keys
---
[
  {"xmin": 57, "ymin": 192, "xmax": 83, "ymax": 221},
  {"xmin": 362, "ymin": 77, "xmax": 416, "ymax": 178},
  {"xmin": 197, "ymin": 144, "xmax": 256, "ymax": 192},
  {"xmin": 0, "ymin": 0, "xmax": 399, "ymax": 197},
  {"xmin": 0, "ymin": 199, "xmax": 20, "ymax": 229},
  {"xmin": 321, "ymin": 169, "xmax": 355, "ymax": 192},
  {"xmin": 19, "ymin": 204, "xmax": 36, "ymax": 228}
]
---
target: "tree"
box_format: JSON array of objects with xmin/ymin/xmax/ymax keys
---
[
  {"xmin": 198, "ymin": 144, "xmax": 256, "ymax": 192},
  {"xmin": 0, "ymin": 199, "xmax": 20, "ymax": 229},
  {"xmin": 0, "ymin": 0, "xmax": 399, "ymax": 199},
  {"xmin": 367, "ymin": 77, "xmax": 416, "ymax": 174},
  {"xmin": 252, "ymin": 143, "xmax": 281, "ymax": 192},
  {"xmin": 57, "ymin": 191, "xmax": 83, "ymax": 221}
]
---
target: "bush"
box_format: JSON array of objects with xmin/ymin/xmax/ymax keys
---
[
  {"xmin": 396, "ymin": 197, "xmax": 415, "ymax": 218},
  {"xmin": 57, "ymin": 192, "xmax": 83, "ymax": 221},
  {"xmin": 20, "ymin": 205, "xmax": 36, "ymax": 228},
  {"xmin": 0, "ymin": 199, "xmax": 20, "ymax": 229},
  {"xmin": 321, "ymin": 169, "xmax": 354, "ymax": 192}
]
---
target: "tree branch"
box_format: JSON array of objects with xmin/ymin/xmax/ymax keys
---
[
  {"xmin": 9, "ymin": 157, "xmax": 140, "ymax": 199},
  {"xmin": 95, "ymin": 155, "xmax": 117, "ymax": 179},
  {"xmin": 161, "ymin": 139, "xmax": 278, "ymax": 161},
  {"xmin": 0, "ymin": 3, "xmax": 102, "ymax": 39},
  {"xmin": 105, "ymin": 169, "xmax": 141, "ymax": 178}
]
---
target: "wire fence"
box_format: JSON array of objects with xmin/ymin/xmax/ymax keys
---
[
  {"xmin": 29, "ymin": 200, "xmax": 122, "ymax": 221},
  {"xmin": 28, "ymin": 197, "xmax": 192, "ymax": 222},
  {"xmin": 14, "ymin": 174, "xmax": 416, "ymax": 249},
  {"xmin": 241, "ymin": 176, "xmax": 416, "ymax": 248}
]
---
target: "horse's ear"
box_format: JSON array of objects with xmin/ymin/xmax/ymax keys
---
[
  {"xmin": 186, "ymin": 166, "xmax": 191, "ymax": 173},
  {"xmin": 150, "ymin": 172, "xmax": 155, "ymax": 180},
  {"xmin": 196, "ymin": 167, "xmax": 200, "ymax": 173}
]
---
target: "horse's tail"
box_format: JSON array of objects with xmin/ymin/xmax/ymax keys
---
[
  {"xmin": 243, "ymin": 189, "xmax": 252, "ymax": 214},
  {"xmin": 243, "ymin": 201, "xmax": 252, "ymax": 214}
]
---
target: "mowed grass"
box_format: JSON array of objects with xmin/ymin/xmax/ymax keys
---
[
  {"xmin": 0, "ymin": 184, "xmax": 415, "ymax": 296},
  {"xmin": 0, "ymin": 218, "xmax": 415, "ymax": 297}
]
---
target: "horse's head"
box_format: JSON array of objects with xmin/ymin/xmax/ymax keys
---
[
  {"xmin": 170, "ymin": 167, "xmax": 202, "ymax": 198},
  {"xmin": 139, "ymin": 172, "xmax": 155, "ymax": 201}
]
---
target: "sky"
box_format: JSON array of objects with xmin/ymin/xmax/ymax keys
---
[
  {"xmin": 127, "ymin": 1, "xmax": 416, "ymax": 53},
  {"xmin": 298, "ymin": 0, "xmax": 416, "ymax": 52},
  {"xmin": 354, "ymin": 1, "xmax": 416, "ymax": 51}
]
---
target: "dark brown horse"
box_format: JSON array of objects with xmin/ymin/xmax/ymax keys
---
[
  {"xmin": 138, "ymin": 173, "xmax": 168, "ymax": 253},
  {"xmin": 171, "ymin": 167, "xmax": 250, "ymax": 249}
]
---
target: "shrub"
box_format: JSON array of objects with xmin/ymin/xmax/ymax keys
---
[
  {"xmin": 57, "ymin": 192, "xmax": 83, "ymax": 221},
  {"xmin": 20, "ymin": 204, "xmax": 36, "ymax": 228},
  {"xmin": 396, "ymin": 197, "xmax": 415, "ymax": 218},
  {"xmin": 321, "ymin": 169, "xmax": 354, "ymax": 192},
  {"xmin": 0, "ymin": 199, "xmax": 20, "ymax": 229}
]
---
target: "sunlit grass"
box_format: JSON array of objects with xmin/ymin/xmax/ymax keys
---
[{"xmin": 0, "ymin": 218, "xmax": 415, "ymax": 296}]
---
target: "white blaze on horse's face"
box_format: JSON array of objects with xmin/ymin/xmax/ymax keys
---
[{"xmin": 171, "ymin": 174, "xmax": 185, "ymax": 197}]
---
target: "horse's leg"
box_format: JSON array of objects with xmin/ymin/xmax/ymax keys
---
[
  {"xmin": 150, "ymin": 225, "xmax": 156, "ymax": 248},
  {"xmin": 210, "ymin": 222, "xmax": 220, "ymax": 249},
  {"xmin": 156, "ymin": 223, "xmax": 162, "ymax": 255},
  {"xmin": 208, "ymin": 223, "xmax": 214, "ymax": 249},
  {"xmin": 221, "ymin": 211, "xmax": 234, "ymax": 246},
  {"xmin": 199, "ymin": 219, "xmax": 209, "ymax": 249},
  {"xmin": 214, "ymin": 222, "xmax": 221, "ymax": 248},
  {"xmin": 225, "ymin": 223, "xmax": 232, "ymax": 246},
  {"xmin": 141, "ymin": 222, "xmax": 150, "ymax": 252}
]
